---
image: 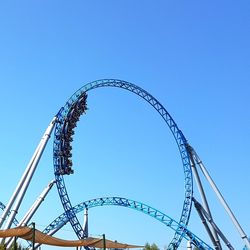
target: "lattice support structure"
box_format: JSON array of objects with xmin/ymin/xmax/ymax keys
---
[
  {"xmin": 53, "ymin": 79, "xmax": 193, "ymax": 248},
  {"xmin": 42, "ymin": 197, "xmax": 213, "ymax": 250}
]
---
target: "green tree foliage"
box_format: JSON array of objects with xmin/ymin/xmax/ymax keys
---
[
  {"xmin": 0, "ymin": 244, "xmax": 5, "ymax": 250},
  {"xmin": 144, "ymin": 242, "xmax": 160, "ymax": 250},
  {"xmin": 0, "ymin": 242, "xmax": 26, "ymax": 250}
]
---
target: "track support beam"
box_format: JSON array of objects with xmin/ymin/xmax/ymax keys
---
[
  {"xmin": 0, "ymin": 116, "xmax": 57, "ymax": 232},
  {"xmin": 189, "ymin": 145, "xmax": 250, "ymax": 250}
]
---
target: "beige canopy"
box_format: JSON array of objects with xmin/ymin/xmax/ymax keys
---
[{"xmin": 0, "ymin": 226, "xmax": 143, "ymax": 248}]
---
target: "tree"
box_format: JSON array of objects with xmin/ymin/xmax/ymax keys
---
[
  {"xmin": 0, "ymin": 244, "xmax": 5, "ymax": 250},
  {"xmin": 0, "ymin": 242, "xmax": 26, "ymax": 250},
  {"xmin": 144, "ymin": 242, "xmax": 160, "ymax": 250}
]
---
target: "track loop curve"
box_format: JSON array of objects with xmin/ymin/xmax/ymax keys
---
[{"xmin": 53, "ymin": 79, "xmax": 193, "ymax": 249}]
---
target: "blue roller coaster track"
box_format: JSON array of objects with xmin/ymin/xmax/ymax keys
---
[
  {"xmin": 42, "ymin": 197, "xmax": 212, "ymax": 250},
  {"xmin": 53, "ymin": 79, "xmax": 193, "ymax": 249}
]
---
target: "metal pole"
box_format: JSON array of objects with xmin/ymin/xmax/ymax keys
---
[
  {"xmin": 193, "ymin": 198, "xmax": 218, "ymax": 248},
  {"xmin": 12, "ymin": 236, "xmax": 17, "ymax": 250},
  {"xmin": 187, "ymin": 144, "xmax": 221, "ymax": 249},
  {"xmin": 194, "ymin": 198, "xmax": 235, "ymax": 250},
  {"xmin": 83, "ymin": 208, "xmax": 88, "ymax": 237},
  {"xmin": 187, "ymin": 241, "xmax": 192, "ymax": 250},
  {"xmin": 21, "ymin": 180, "xmax": 55, "ymax": 226},
  {"xmin": 6, "ymin": 180, "xmax": 56, "ymax": 248},
  {"xmin": 3, "ymin": 117, "xmax": 57, "ymax": 230},
  {"xmin": 192, "ymin": 148, "xmax": 250, "ymax": 250},
  {"xmin": 32, "ymin": 222, "xmax": 35, "ymax": 250},
  {"xmin": 102, "ymin": 234, "xmax": 106, "ymax": 250},
  {"xmin": 0, "ymin": 142, "xmax": 42, "ymax": 229}
]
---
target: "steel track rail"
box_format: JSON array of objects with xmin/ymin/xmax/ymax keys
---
[
  {"xmin": 53, "ymin": 79, "xmax": 193, "ymax": 249},
  {"xmin": 42, "ymin": 197, "xmax": 212, "ymax": 250}
]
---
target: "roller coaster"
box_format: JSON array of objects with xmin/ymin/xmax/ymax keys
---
[{"xmin": 0, "ymin": 79, "xmax": 249, "ymax": 250}]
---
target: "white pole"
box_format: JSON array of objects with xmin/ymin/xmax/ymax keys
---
[
  {"xmin": 187, "ymin": 240, "xmax": 192, "ymax": 250},
  {"xmin": 3, "ymin": 116, "xmax": 57, "ymax": 230},
  {"xmin": 187, "ymin": 144, "xmax": 221, "ymax": 249},
  {"xmin": 194, "ymin": 198, "xmax": 234, "ymax": 250},
  {"xmin": 6, "ymin": 180, "xmax": 56, "ymax": 248},
  {"xmin": 192, "ymin": 148, "xmax": 250, "ymax": 250},
  {"xmin": 0, "ymin": 141, "xmax": 42, "ymax": 229},
  {"xmin": 21, "ymin": 180, "xmax": 55, "ymax": 226},
  {"xmin": 83, "ymin": 208, "xmax": 88, "ymax": 237}
]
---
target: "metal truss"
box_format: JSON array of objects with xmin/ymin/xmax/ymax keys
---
[
  {"xmin": 53, "ymin": 79, "xmax": 193, "ymax": 249},
  {"xmin": 42, "ymin": 197, "xmax": 212, "ymax": 250}
]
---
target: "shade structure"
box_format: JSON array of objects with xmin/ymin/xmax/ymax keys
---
[{"xmin": 0, "ymin": 226, "xmax": 143, "ymax": 248}]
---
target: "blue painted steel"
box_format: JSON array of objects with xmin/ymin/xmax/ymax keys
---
[
  {"xmin": 42, "ymin": 197, "xmax": 212, "ymax": 250},
  {"xmin": 53, "ymin": 79, "xmax": 193, "ymax": 249}
]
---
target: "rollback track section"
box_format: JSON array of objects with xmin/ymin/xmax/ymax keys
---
[
  {"xmin": 53, "ymin": 92, "xmax": 88, "ymax": 238},
  {"xmin": 53, "ymin": 79, "xmax": 193, "ymax": 249}
]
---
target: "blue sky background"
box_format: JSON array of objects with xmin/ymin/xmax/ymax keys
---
[{"xmin": 0, "ymin": 1, "xmax": 250, "ymax": 249}]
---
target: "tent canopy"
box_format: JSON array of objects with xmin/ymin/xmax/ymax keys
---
[{"xmin": 0, "ymin": 226, "xmax": 143, "ymax": 248}]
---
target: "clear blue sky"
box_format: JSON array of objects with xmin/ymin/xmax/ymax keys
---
[{"xmin": 0, "ymin": 1, "xmax": 250, "ymax": 249}]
